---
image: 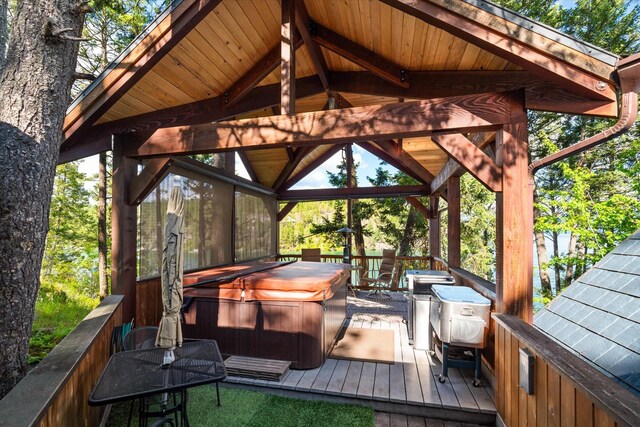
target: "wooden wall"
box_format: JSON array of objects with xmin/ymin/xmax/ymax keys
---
[
  {"xmin": 494, "ymin": 314, "xmax": 639, "ymax": 427},
  {"xmin": 0, "ymin": 295, "xmax": 123, "ymax": 427},
  {"xmin": 136, "ymin": 277, "xmax": 163, "ymax": 327}
]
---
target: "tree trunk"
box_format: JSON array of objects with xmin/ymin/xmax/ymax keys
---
[
  {"xmin": 533, "ymin": 191, "xmax": 552, "ymax": 297},
  {"xmin": 0, "ymin": 0, "xmax": 7, "ymax": 64},
  {"xmin": 564, "ymin": 232, "xmax": 578, "ymax": 288},
  {"xmin": 0, "ymin": 0, "xmax": 84, "ymax": 398},
  {"xmin": 98, "ymin": 151, "xmax": 108, "ymax": 299},
  {"xmin": 574, "ymin": 239, "xmax": 586, "ymax": 278},
  {"xmin": 399, "ymin": 206, "xmax": 417, "ymax": 256},
  {"xmin": 552, "ymin": 231, "xmax": 561, "ymax": 294}
]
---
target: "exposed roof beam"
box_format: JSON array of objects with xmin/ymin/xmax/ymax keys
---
[
  {"xmin": 277, "ymin": 202, "xmax": 298, "ymax": 221},
  {"xmin": 60, "ymin": 76, "xmax": 326, "ymax": 158},
  {"xmin": 329, "ymin": 71, "xmax": 618, "ymax": 117},
  {"xmin": 128, "ymin": 158, "xmax": 173, "ymax": 205},
  {"xmin": 237, "ymin": 150, "xmax": 259, "ymax": 182},
  {"xmin": 430, "ymin": 132, "xmax": 494, "ymax": 195},
  {"xmin": 406, "ymin": 196, "xmax": 435, "ymax": 219},
  {"xmin": 282, "ymin": 144, "xmax": 344, "ymax": 189},
  {"xmin": 279, "ymin": 185, "xmax": 430, "ymax": 202},
  {"xmin": 356, "ymin": 141, "xmax": 427, "ymax": 184},
  {"xmin": 309, "ymin": 21, "xmax": 409, "ymax": 88},
  {"xmin": 128, "ymin": 92, "xmax": 514, "ymax": 158},
  {"xmin": 225, "ymin": 35, "xmax": 303, "ymax": 107},
  {"xmin": 273, "ymin": 146, "xmax": 314, "ymax": 191},
  {"xmin": 62, "ymin": 0, "xmax": 223, "ymax": 147},
  {"xmin": 379, "ymin": 0, "xmax": 615, "ymax": 102},
  {"xmin": 281, "ymin": 0, "xmax": 296, "ymax": 115},
  {"xmin": 337, "ymin": 93, "xmax": 434, "ymax": 184},
  {"xmin": 295, "ymin": 0, "xmax": 329, "ymax": 90},
  {"xmin": 432, "ymin": 133, "xmax": 502, "ymax": 192},
  {"xmin": 58, "ymin": 133, "xmax": 112, "ymax": 164}
]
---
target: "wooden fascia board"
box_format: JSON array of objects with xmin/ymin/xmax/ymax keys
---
[
  {"xmin": 432, "ymin": 133, "xmax": 502, "ymax": 192},
  {"xmin": 57, "ymin": 133, "xmax": 112, "ymax": 164},
  {"xmin": 128, "ymin": 157, "xmax": 173, "ymax": 205},
  {"xmin": 237, "ymin": 150, "xmax": 259, "ymax": 183},
  {"xmin": 380, "ymin": 0, "xmax": 615, "ymax": 102},
  {"xmin": 127, "ymin": 92, "xmax": 512, "ymax": 158},
  {"xmin": 406, "ymin": 196, "xmax": 434, "ymax": 219},
  {"xmin": 309, "ymin": 21, "xmax": 409, "ymax": 88},
  {"xmin": 278, "ymin": 185, "xmax": 430, "ymax": 202},
  {"xmin": 62, "ymin": 0, "xmax": 222, "ymax": 145},
  {"xmin": 277, "ymin": 202, "xmax": 298, "ymax": 222},
  {"xmin": 295, "ymin": 0, "xmax": 329, "ymax": 89},
  {"xmin": 282, "ymin": 144, "xmax": 344, "ymax": 189},
  {"xmin": 329, "ymin": 71, "xmax": 617, "ymax": 117},
  {"xmin": 60, "ymin": 76, "xmax": 325, "ymax": 160},
  {"xmin": 225, "ymin": 34, "xmax": 303, "ymax": 107}
]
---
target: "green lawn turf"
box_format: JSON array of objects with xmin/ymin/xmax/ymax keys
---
[{"xmin": 106, "ymin": 385, "xmax": 374, "ymax": 427}]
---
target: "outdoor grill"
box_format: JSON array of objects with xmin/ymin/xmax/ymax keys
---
[
  {"xmin": 430, "ymin": 284, "xmax": 491, "ymax": 386},
  {"xmin": 405, "ymin": 270, "xmax": 455, "ymax": 350}
]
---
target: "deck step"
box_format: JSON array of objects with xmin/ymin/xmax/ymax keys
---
[{"xmin": 225, "ymin": 356, "xmax": 291, "ymax": 382}]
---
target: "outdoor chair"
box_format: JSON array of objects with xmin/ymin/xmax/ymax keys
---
[
  {"xmin": 301, "ymin": 248, "xmax": 322, "ymax": 262},
  {"xmin": 123, "ymin": 326, "xmax": 183, "ymax": 427},
  {"xmin": 360, "ymin": 249, "xmax": 397, "ymax": 299}
]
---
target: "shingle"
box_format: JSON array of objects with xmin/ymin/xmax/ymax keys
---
[
  {"xmin": 609, "ymin": 351, "xmax": 640, "ymax": 380},
  {"xmin": 620, "ymin": 276, "xmax": 640, "ymax": 298},
  {"xmin": 601, "ymin": 318, "xmax": 636, "ymax": 343},
  {"xmin": 579, "ymin": 268, "xmax": 604, "ymax": 285},
  {"xmin": 629, "ymin": 336, "xmax": 640, "ymax": 353},
  {"xmin": 560, "ymin": 283, "xmax": 583, "ymax": 298},
  {"xmin": 574, "ymin": 333, "xmax": 616, "ymax": 361},
  {"xmin": 534, "ymin": 310, "xmax": 563, "ymax": 333},
  {"xmin": 563, "ymin": 300, "xmax": 593, "ymax": 323},
  {"xmin": 547, "ymin": 296, "xmax": 570, "ymax": 313},
  {"xmin": 612, "ymin": 297, "xmax": 640, "ymax": 318},
  {"xmin": 622, "ymin": 239, "xmax": 640, "ymax": 255},
  {"xmin": 592, "ymin": 290, "xmax": 624, "ymax": 311},
  {"xmin": 548, "ymin": 317, "xmax": 573, "ymax": 339},
  {"xmin": 621, "ymin": 261, "xmax": 640, "ymax": 275},
  {"xmin": 593, "ymin": 344, "xmax": 633, "ymax": 371},
  {"xmin": 580, "ymin": 309, "xmax": 618, "ymax": 334},
  {"xmin": 611, "ymin": 323, "xmax": 640, "ymax": 349},
  {"xmin": 599, "ymin": 254, "xmax": 635, "ymax": 272},
  {"xmin": 573, "ymin": 285, "xmax": 606, "ymax": 305},
  {"xmin": 591, "ymin": 271, "xmax": 633, "ymax": 291}
]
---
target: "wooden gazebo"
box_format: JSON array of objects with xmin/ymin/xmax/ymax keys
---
[{"xmin": 57, "ymin": 0, "xmax": 640, "ymax": 424}]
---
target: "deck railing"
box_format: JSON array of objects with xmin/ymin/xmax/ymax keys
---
[
  {"xmin": 0, "ymin": 295, "xmax": 123, "ymax": 427},
  {"xmin": 277, "ymin": 253, "xmax": 433, "ymax": 290}
]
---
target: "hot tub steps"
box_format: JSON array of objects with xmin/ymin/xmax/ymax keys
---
[{"xmin": 225, "ymin": 356, "xmax": 291, "ymax": 382}]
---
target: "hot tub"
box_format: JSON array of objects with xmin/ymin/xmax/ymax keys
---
[{"xmin": 182, "ymin": 261, "xmax": 349, "ymax": 369}]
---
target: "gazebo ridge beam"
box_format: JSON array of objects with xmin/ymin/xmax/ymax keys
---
[
  {"xmin": 329, "ymin": 71, "xmax": 618, "ymax": 117},
  {"xmin": 127, "ymin": 92, "xmax": 513, "ymax": 158},
  {"xmin": 380, "ymin": 0, "xmax": 616, "ymax": 103},
  {"xmin": 279, "ymin": 185, "xmax": 430, "ymax": 202}
]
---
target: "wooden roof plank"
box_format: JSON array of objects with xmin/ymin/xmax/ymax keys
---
[
  {"xmin": 63, "ymin": 0, "xmax": 223, "ymax": 145},
  {"xmin": 380, "ymin": 0, "xmax": 616, "ymax": 101}
]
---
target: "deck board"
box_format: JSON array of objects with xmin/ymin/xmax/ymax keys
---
[{"xmin": 223, "ymin": 291, "xmax": 495, "ymax": 423}]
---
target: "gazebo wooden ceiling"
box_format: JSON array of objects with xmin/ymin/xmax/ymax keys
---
[{"xmin": 60, "ymin": 0, "xmax": 624, "ymax": 193}]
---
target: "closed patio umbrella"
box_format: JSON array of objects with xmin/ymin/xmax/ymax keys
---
[{"xmin": 156, "ymin": 186, "xmax": 185, "ymax": 365}]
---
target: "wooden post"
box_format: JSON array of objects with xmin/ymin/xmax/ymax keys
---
[
  {"xmin": 495, "ymin": 92, "xmax": 533, "ymax": 322},
  {"xmin": 281, "ymin": 0, "xmax": 295, "ymax": 115},
  {"xmin": 447, "ymin": 177, "xmax": 461, "ymax": 268},
  {"xmin": 111, "ymin": 136, "xmax": 138, "ymax": 322},
  {"xmin": 429, "ymin": 195, "xmax": 441, "ymax": 259}
]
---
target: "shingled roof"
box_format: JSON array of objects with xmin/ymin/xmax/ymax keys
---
[{"xmin": 534, "ymin": 230, "xmax": 640, "ymax": 396}]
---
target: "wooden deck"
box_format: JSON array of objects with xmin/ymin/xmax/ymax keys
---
[{"xmin": 224, "ymin": 292, "xmax": 496, "ymax": 425}]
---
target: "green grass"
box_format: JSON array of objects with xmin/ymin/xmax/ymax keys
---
[
  {"xmin": 106, "ymin": 386, "xmax": 374, "ymax": 427},
  {"xmin": 29, "ymin": 283, "xmax": 98, "ymax": 365}
]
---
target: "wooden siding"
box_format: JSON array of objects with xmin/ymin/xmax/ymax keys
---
[
  {"xmin": 0, "ymin": 296, "xmax": 123, "ymax": 427},
  {"xmin": 494, "ymin": 314, "xmax": 640, "ymax": 427},
  {"xmin": 136, "ymin": 277, "xmax": 163, "ymax": 327}
]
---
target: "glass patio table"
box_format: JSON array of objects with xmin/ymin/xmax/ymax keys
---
[{"xmin": 89, "ymin": 340, "xmax": 227, "ymax": 426}]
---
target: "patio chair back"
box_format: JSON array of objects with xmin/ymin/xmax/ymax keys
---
[
  {"xmin": 378, "ymin": 249, "xmax": 396, "ymax": 281},
  {"xmin": 301, "ymin": 248, "xmax": 322, "ymax": 262},
  {"xmin": 123, "ymin": 326, "xmax": 159, "ymax": 351}
]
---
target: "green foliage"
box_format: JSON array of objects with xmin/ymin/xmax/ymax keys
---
[
  {"xmin": 460, "ymin": 175, "xmax": 496, "ymax": 280},
  {"xmin": 107, "ymin": 386, "xmax": 374, "ymax": 427}
]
